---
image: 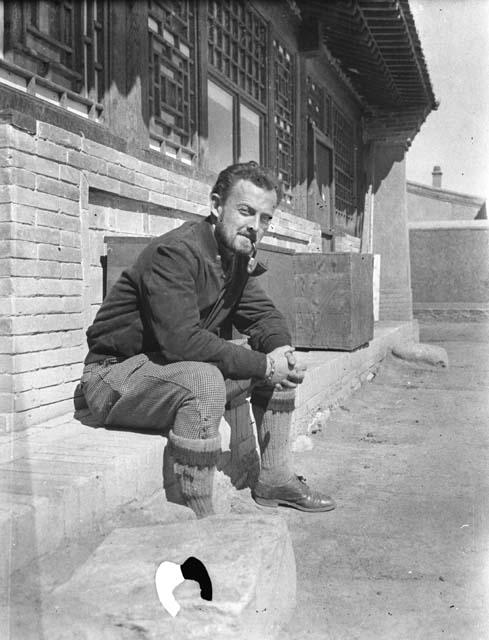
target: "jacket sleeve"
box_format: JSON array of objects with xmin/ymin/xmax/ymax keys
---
[
  {"xmin": 232, "ymin": 275, "xmax": 292, "ymax": 353},
  {"xmin": 140, "ymin": 242, "xmax": 267, "ymax": 380}
]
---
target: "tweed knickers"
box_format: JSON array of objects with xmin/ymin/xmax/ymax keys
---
[
  {"xmin": 81, "ymin": 353, "xmax": 296, "ymax": 481},
  {"xmin": 81, "ymin": 354, "xmax": 255, "ymax": 441}
]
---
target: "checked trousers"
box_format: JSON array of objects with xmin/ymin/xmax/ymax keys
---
[{"xmin": 80, "ymin": 353, "xmax": 295, "ymax": 478}]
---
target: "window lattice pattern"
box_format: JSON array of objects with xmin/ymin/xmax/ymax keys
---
[
  {"xmin": 2, "ymin": 0, "xmax": 107, "ymax": 119},
  {"xmin": 148, "ymin": 0, "xmax": 197, "ymax": 164},
  {"xmin": 207, "ymin": 0, "xmax": 266, "ymax": 104},
  {"xmin": 307, "ymin": 77, "xmax": 323, "ymax": 132},
  {"xmin": 333, "ymin": 105, "xmax": 355, "ymax": 220},
  {"xmin": 274, "ymin": 39, "xmax": 295, "ymax": 195},
  {"xmin": 307, "ymin": 76, "xmax": 332, "ymax": 137}
]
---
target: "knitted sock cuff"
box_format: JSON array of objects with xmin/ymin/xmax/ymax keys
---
[
  {"xmin": 174, "ymin": 463, "xmax": 215, "ymax": 518},
  {"xmin": 251, "ymin": 387, "xmax": 295, "ymax": 412},
  {"xmin": 168, "ymin": 431, "xmax": 221, "ymax": 468}
]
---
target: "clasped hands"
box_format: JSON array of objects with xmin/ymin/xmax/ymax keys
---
[{"xmin": 266, "ymin": 344, "xmax": 307, "ymax": 389}]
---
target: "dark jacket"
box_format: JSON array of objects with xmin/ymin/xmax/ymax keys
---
[{"xmin": 85, "ymin": 217, "xmax": 292, "ymax": 379}]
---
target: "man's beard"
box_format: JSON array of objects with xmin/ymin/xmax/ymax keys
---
[{"xmin": 215, "ymin": 223, "xmax": 255, "ymax": 257}]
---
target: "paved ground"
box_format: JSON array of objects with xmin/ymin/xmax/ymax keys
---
[
  {"xmin": 283, "ymin": 321, "xmax": 489, "ymax": 640},
  {"xmin": 7, "ymin": 321, "xmax": 489, "ymax": 639}
]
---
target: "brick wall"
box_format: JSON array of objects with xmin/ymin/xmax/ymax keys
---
[{"xmin": 0, "ymin": 119, "xmax": 321, "ymax": 432}]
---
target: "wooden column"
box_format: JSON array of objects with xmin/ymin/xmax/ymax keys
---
[
  {"xmin": 196, "ymin": 0, "xmax": 209, "ymax": 172},
  {"xmin": 105, "ymin": 0, "xmax": 149, "ymax": 153}
]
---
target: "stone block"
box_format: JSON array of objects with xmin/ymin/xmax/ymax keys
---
[
  {"xmin": 149, "ymin": 191, "xmax": 177, "ymax": 208},
  {"xmin": 13, "ymin": 185, "xmax": 58, "ymax": 211},
  {"xmin": 135, "ymin": 172, "xmax": 165, "ymax": 192},
  {"xmin": 392, "ymin": 342, "xmax": 449, "ymax": 369},
  {"xmin": 42, "ymin": 515, "xmax": 296, "ymax": 640},
  {"xmin": 60, "ymin": 230, "xmax": 81, "ymax": 248},
  {"xmin": 119, "ymin": 183, "xmax": 149, "ymax": 201},
  {"xmin": 0, "ymin": 167, "xmax": 35, "ymax": 189},
  {"xmin": 37, "ymin": 123, "xmax": 82, "ymax": 149},
  {"xmin": 148, "ymin": 215, "xmax": 183, "ymax": 236},
  {"xmin": 107, "ymin": 163, "xmax": 135, "ymax": 184},
  {"xmin": 36, "ymin": 139, "xmax": 68, "ymax": 164},
  {"xmin": 81, "ymin": 138, "xmax": 122, "ymax": 163},
  {"xmin": 37, "ymin": 210, "xmax": 80, "ymax": 232},
  {"xmin": 10, "ymin": 149, "xmax": 59, "ymax": 178},
  {"xmin": 59, "ymin": 164, "xmax": 79, "ymax": 184},
  {"xmin": 61, "ymin": 262, "xmax": 83, "ymax": 279},
  {"xmin": 57, "ymin": 196, "xmax": 80, "ymax": 216},
  {"xmin": 68, "ymin": 150, "xmax": 107, "ymax": 174},
  {"xmin": 38, "ymin": 244, "xmax": 81, "ymax": 263},
  {"xmin": 87, "ymin": 173, "xmax": 121, "ymax": 194}
]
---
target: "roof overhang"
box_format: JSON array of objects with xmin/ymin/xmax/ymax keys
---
[{"xmin": 296, "ymin": 0, "xmax": 438, "ymax": 147}]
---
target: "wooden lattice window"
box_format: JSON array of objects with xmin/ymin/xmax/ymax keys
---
[
  {"xmin": 207, "ymin": 0, "xmax": 266, "ymax": 105},
  {"xmin": 307, "ymin": 77, "xmax": 323, "ymax": 132},
  {"xmin": 2, "ymin": 0, "xmax": 107, "ymax": 120},
  {"xmin": 274, "ymin": 38, "xmax": 295, "ymax": 198},
  {"xmin": 307, "ymin": 76, "xmax": 331, "ymax": 138},
  {"xmin": 147, "ymin": 0, "xmax": 197, "ymax": 165},
  {"xmin": 333, "ymin": 104, "xmax": 356, "ymax": 222}
]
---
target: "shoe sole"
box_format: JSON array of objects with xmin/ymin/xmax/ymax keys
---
[{"xmin": 253, "ymin": 496, "xmax": 336, "ymax": 512}]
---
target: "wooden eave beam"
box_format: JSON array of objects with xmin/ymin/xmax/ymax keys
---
[
  {"xmin": 395, "ymin": 0, "xmax": 434, "ymax": 106},
  {"xmin": 353, "ymin": 4, "xmax": 403, "ymax": 103}
]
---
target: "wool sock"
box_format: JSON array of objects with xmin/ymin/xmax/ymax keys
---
[
  {"xmin": 168, "ymin": 431, "xmax": 221, "ymax": 518},
  {"xmin": 174, "ymin": 462, "xmax": 215, "ymax": 518},
  {"xmin": 251, "ymin": 387, "xmax": 296, "ymax": 486}
]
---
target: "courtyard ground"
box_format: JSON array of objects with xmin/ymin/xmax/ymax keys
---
[
  {"xmin": 6, "ymin": 321, "xmax": 489, "ymax": 639},
  {"xmin": 284, "ymin": 320, "xmax": 489, "ymax": 639}
]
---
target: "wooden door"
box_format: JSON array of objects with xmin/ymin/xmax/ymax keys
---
[{"xmin": 307, "ymin": 120, "xmax": 335, "ymax": 251}]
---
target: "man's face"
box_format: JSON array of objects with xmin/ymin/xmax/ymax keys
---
[{"xmin": 212, "ymin": 179, "xmax": 277, "ymax": 256}]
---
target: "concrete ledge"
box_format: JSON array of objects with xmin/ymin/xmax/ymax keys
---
[
  {"xmin": 0, "ymin": 320, "xmax": 418, "ymax": 588},
  {"xmin": 293, "ymin": 320, "xmax": 419, "ymax": 435}
]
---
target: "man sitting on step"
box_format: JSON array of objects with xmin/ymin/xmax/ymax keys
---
[{"xmin": 80, "ymin": 161, "xmax": 335, "ymax": 518}]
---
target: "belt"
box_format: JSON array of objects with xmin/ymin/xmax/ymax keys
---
[{"xmin": 84, "ymin": 356, "xmax": 126, "ymax": 370}]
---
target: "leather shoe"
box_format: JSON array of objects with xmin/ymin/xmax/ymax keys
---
[{"xmin": 252, "ymin": 475, "xmax": 335, "ymax": 512}]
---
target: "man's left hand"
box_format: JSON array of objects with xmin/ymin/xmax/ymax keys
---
[{"xmin": 275, "ymin": 349, "xmax": 307, "ymax": 389}]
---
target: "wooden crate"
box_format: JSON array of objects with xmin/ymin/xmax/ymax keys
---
[
  {"xmin": 105, "ymin": 237, "xmax": 373, "ymax": 351},
  {"xmin": 253, "ymin": 244, "xmax": 296, "ymax": 342},
  {"xmin": 105, "ymin": 236, "xmax": 151, "ymax": 295},
  {"xmin": 292, "ymin": 253, "xmax": 373, "ymax": 350},
  {"xmin": 257, "ymin": 249, "xmax": 373, "ymax": 351}
]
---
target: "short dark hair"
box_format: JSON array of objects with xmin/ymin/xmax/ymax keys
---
[{"xmin": 211, "ymin": 161, "xmax": 283, "ymax": 206}]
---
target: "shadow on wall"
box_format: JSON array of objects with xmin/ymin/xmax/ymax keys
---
[{"xmin": 371, "ymin": 144, "xmax": 405, "ymax": 194}]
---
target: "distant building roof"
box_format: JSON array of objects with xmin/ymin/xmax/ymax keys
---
[
  {"xmin": 407, "ymin": 180, "xmax": 486, "ymax": 208},
  {"xmin": 407, "ymin": 180, "xmax": 487, "ymax": 221}
]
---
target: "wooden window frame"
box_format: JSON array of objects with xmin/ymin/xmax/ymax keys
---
[
  {"xmin": 147, "ymin": 0, "xmax": 198, "ymax": 166},
  {"xmin": 306, "ymin": 68, "xmax": 362, "ymax": 240},
  {"xmin": 332, "ymin": 101, "xmax": 357, "ymax": 235},
  {"xmin": 271, "ymin": 34, "xmax": 296, "ymax": 199},
  {"xmin": 307, "ymin": 119, "xmax": 335, "ymax": 239},
  {"xmin": 0, "ymin": 0, "xmax": 302, "ymax": 187},
  {"xmin": 1, "ymin": 0, "xmax": 108, "ymax": 121},
  {"xmin": 206, "ymin": 71, "xmax": 266, "ymax": 169}
]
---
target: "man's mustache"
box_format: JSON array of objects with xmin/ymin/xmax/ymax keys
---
[{"xmin": 239, "ymin": 231, "xmax": 257, "ymax": 242}]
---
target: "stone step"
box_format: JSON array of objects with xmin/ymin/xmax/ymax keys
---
[
  {"xmin": 0, "ymin": 426, "xmax": 164, "ymax": 602},
  {"xmin": 35, "ymin": 515, "xmax": 296, "ymax": 640},
  {"xmin": 1, "ymin": 320, "xmax": 418, "ymax": 593}
]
